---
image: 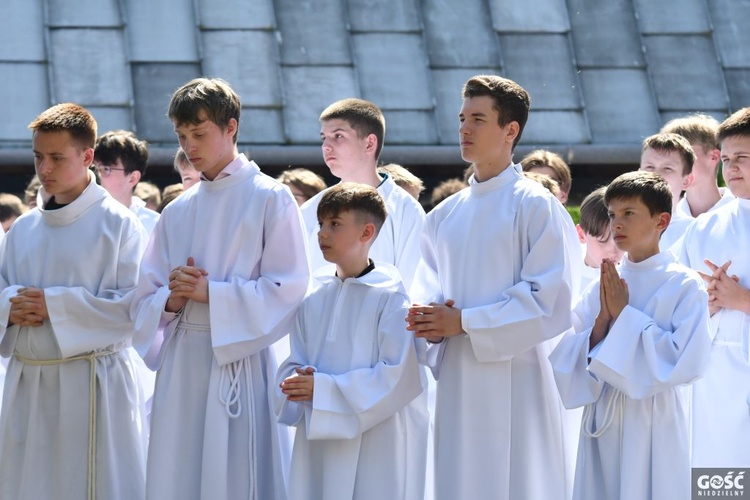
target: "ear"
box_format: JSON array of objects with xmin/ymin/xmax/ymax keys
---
[
  {"xmin": 681, "ymin": 172, "xmax": 695, "ymax": 191},
  {"xmin": 575, "ymin": 224, "xmax": 586, "ymax": 244},
  {"xmin": 505, "ymin": 121, "xmax": 520, "ymax": 145},
  {"xmin": 656, "ymin": 212, "xmax": 671, "ymax": 232},
  {"xmin": 83, "ymin": 147, "xmax": 95, "ymax": 168},
  {"xmin": 364, "ymin": 133, "xmax": 378, "ymax": 157},
  {"xmin": 710, "ymin": 148, "xmax": 721, "ymax": 164},
  {"xmin": 360, "ymin": 222, "xmax": 376, "ymax": 243},
  {"xmin": 225, "ymin": 118, "xmax": 238, "ymax": 140},
  {"xmin": 128, "ymin": 170, "xmax": 142, "ymax": 189}
]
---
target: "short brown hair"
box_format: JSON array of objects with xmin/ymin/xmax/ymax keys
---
[
  {"xmin": 317, "ymin": 182, "xmax": 387, "ymax": 235},
  {"xmin": 28, "ymin": 103, "xmax": 97, "ymax": 149},
  {"xmin": 429, "ymin": 178, "xmax": 467, "ymax": 210},
  {"xmin": 134, "ymin": 181, "xmax": 161, "ymax": 208},
  {"xmin": 0, "ymin": 193, "xmax": 27, "ymax": 222},
  {"xmin": 642, "ymin": 133, "xmax": 696, "ymax": 176},
  {"xmin": 168, "ymin": 78, "xmax": 241, "ymax": 143},
  {"xmin": 605, "ymin": 171, "xmax": 672, "ymax": 217},
  {"xmin": 579, "ymin": 186, "xmax": 610, "ymax": 238},
  {"xmin": 660, "ymin": 113, "xmax": 719, "ymax": 152},
  {"xmin": 377, "ymin": 163, "xmax": 425, "ymax": 195},
  {"xmin": 523, "ymin": 171, "xmax": 561, "ymax": 198},
  {"xmin": 277, "ymin": 168, "xmax": 327, "ymax": 201},
  {"xmin": 320, "ymin": 98, "xmax": 386, "ymax": 160},
  {"xmin": 718, "ymin": 107, "xmax": 750, "ymax": 144},
  {"xmin": 462, "ymin": 75, "xmax": 530, "ymax": 149},
  {"xmin": 521, "ymin": 149, "xmax": 572, "ymax": 195},
  {"xmin": 95, "ymin": 130, "xmax": 149, "ymax": 175}
]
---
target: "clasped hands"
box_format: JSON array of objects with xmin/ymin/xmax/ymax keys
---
[
  {"xmin": 165, "ymin": 257, "xmax": 209, "ymax": 313},
  {"xmin": 9, "ymin": 287, "xmax": 49, "ymax": 327},
  {"xmin": 406, "ymin": 299, "xmax": 464, "ymax": 343},
  {"xmin": 698, "ymin": 259, "xmax": 750, "ymax": 316},
  {"xmin": 591, "ymin": 259, "xmax": 629, "ymax": 348},
  {"xmin": 280, "ymin": 366, "xmax": 315, "ymax": 402}
]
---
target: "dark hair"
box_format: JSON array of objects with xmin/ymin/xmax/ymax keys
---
[
  {"xmin": 95, "ymin": 130, "xmax": 149, "ymax": 175},
  {"xmin": 320, "ymin": 98, "xmax": 386, "ymax": 160},
  {"xmin": 579, "ymin": 186, "xmax": 610, "ymax": 238},
  {"xmin": 605, "ymin": 171, "xmax": 672, "ymax": 216},
  {"xmin": 462, "ymin": 75, "xmax": 530, "ymax": 149},
  {"xmin": 28, "ymin": 103, "xmax": 97, "ymax": 149},
  {"xmin": 718, "ymin": 107, "xmax": 750, "ymax": 144},
  {"xmin": 168, "ymin": 78, "xmax": 241, "ymax": 143},
  {"xmin": 642, "ymin": 133, "xmax": 696, "ymax": 176},
  {"xmin": 317, "ymin": 182, "xmax": 387, "ymax": 235},
  {"xmin": 429, "ymin": 178, "xmax": 467, "ymax": 210}
]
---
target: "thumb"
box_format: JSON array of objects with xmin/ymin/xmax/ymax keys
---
[
  {"xmin": 444, "ymin": 299, "xmax": 455, "ymax": 307},
  {"xmin": 187, "ymin": 256, "xmax": 195, "ymax": 267}
]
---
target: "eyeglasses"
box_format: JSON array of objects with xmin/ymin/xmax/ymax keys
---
[{"xmin": 95, "ymin": 165, "xmax": 127, "ymax": 177}]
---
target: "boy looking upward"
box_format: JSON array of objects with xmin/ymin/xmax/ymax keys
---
[
  {"xmin": 679, "ymin": 107, "xmax": 750, "ymax": 468},
  {"xmin": 277, "ymin": 183, "xmax": 426, "ymax": 500},
  {"xmin": 551, "ymin": 171, "xmax": 710, "ymax": 500},
  {"xmin": 131, "ymin": 78, "xmax": 310, "ymax": 500},
  {"xmin": 661, "ymin": 113, "xmax": 734, "ymax": 217},
  {"xmin": 0, "ymin": 103, "xmax": 148, "ymax": 500},
  {"xmin": 407, "ymin": 75, "xmax": 577, "ymax": 500},
  {"xmin": 639, "ymin": 133, "xmax": 696, "ymax": 250},
  {"xmin": 300, "ymin": 98, "xmax": 425, "ymax": 291},
  {"xmin": 94, "ymin": 130, "xmax": 160, "ymax": 234}
]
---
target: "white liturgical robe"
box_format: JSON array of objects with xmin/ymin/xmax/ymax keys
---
[
  {"xmin": 0, "ymin": 175, "xmax": 149, "ymax": 500},
  {"xmin": 416, "ymin": 164, "xmax": 576, "ymax": 500},
  {"xmin": 132, "ymin": 155, "xmax": 310, "ymax": 500},
  {"xmin": 679, "ymin": 197, "xmax": 750, "ymax": 467},
  {"xmin": 550, "ymin": 251, "xmax": 711, "ymax": 500},
  {"xmin": 277, "ymin": 263, "xmax": 426, "ymax": 500},
  {"xmin": 300, "ymin": 174, "xmax": 425, "ymax": 292}
]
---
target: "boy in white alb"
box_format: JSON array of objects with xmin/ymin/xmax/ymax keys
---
[
  {"xmin": 300, "ymin": 98, "xmax": 425, "ymax": 292},
  {"xmin": 576, "ymin": 187, "xmax": 624, "ymax": 291},
  {"xmin": 0, "ymin": 103, "xmax": 148, "ymax": 500},
  {"xmin": 131, "ymin": 78, "xmax": 310, "ymax": 500},
  {"xmin": 407, "ymin": 75, "xmax": 577, "ymax": 500},
  {"xmin": 277, "ymin": 183, "xmax": 426, "ymax": 500},
  {"xmin": 550, "ymin": 171, "xmax": 711, "ymax": 500},
  {"xmin": 679, "ymin": 107, "xmax": 750, "ymax": 468}
]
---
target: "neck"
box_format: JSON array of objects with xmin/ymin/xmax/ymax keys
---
[
  {"xmin": 341, "ymin": 168, "xmax": 382, "ymax": 188},
  {"xmin": 473, "ymin": 156, "xmax": 513, "ymax": 182},
  {"xmin": 115, "ymin": 193, "xmax": 132, "ymax": 208},
  {"xmin": 627, "ymin": 243, "xmax": 660, "ymax": 263},
  {"xmin": 336, "ymin": 257, "xmax": 371, "ymax": 280},
  {"xmin": 685, "ymin": 181, "xmax": 721, "ymax": 217},
  {"xmin": 203, "ymin": 148, "xmax": 239, "ymax": 181}
]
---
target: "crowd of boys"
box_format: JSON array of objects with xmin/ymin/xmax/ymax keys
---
[{"xmin": 0, "ymin": 73, "xmax": 748, "ymax": 500}]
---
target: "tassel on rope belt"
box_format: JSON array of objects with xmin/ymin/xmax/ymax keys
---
[{"xmin": 16, "ymin": 348, "xmax": 117, "ymax": 500}]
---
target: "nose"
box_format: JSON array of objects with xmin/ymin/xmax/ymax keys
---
[
  {"xmin": 321, "ymin": 138, "xmax": 332, "ymax": 153},
  {"xmin": 458, "ymin": 121, "xmax": 469, "ymax": 136},
  {"xmin": 36, "ymin": 157, "xmax": 51, "ymax": 174}
]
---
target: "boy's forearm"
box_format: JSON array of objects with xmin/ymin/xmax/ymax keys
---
[{"xmin": 589, "ymin": 315, "xmax": 610, "ymax": 352}]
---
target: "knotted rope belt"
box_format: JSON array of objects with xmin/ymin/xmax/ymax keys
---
[{"xmin": 16, "ymin": 348, "xmax": 117, "ymax": 500}]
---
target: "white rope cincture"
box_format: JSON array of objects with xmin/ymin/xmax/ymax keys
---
[
  {"xmin": 17, "ymin": 348, "xmax": 117, "ymax": 500},
  {"xmin": 582, "ymin": 388, "xmax": 624, "ymax": 439}
]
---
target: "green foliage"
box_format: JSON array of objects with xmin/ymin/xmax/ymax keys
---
[{"xmin": 566, "ymin": 205, "xmax": 581, "ymax": 225}]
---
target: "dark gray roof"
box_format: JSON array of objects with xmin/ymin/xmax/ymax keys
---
[{"xmin": 0, "ymin": 0, "xmax": 746, "ymax": 168}]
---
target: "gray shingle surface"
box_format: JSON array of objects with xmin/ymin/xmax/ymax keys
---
[
  {"xmin": 89, "ymin": 107, "xmax": 135, "ymax": 136},
  {"xmin": 281, "ymin": 66, "xmax": 359, "ymax": 142},
  {"xmin": 499, "ymin": 34, "xmax": 581, "ymax": 110},
  {"xmin": 125, "ymin": 0, "xmax": 199, "ymax": 62},
  {"xmin": 522, "ymin": 111, "xmax": 590, "ymax": 144},
  {"xmin": 353, "ymin": 33, "xmax": 433, "ymax": 110},
  {"xmin": 197, "ymin": 0, "xmax": 276, "ymax": 29},
  {"xmin": 132, "ymin": 63, "xmax": 201, "ymax": 142},
  {"xmin": 634, "ymin": 0, "xmax": 711, "ymax": 34},
  {"xmin": 422, "ymin": 0, "xmax": 501, "ymax": 68},
  {"xmin": 568, "ymin": 0, "xmax": 644, "ymax": 68},
  {"xmin": 276, "ymin": 0, "xmax": 351, "ymax": 65},
  {"xmin": 580, "ymin": 69, "xmax": 661, "ymax": 142},
  {"xmin": 347, "ymin": 0, "xmax": 421, "ymax": 32},
  {"xmin": 489, "ymin": 0, "xmax": 570, "ymax": 33},
  {"xmin": 724, "ymin": 70, "xmax": 750, "ymax": 112},
  {"xmin": 50, "ymin": 29, "xmax": 131, "ymax": 105},
  {"xmin": 201, "ymin": 30, "xmax": 282, "ymax": 107},
  {"xmin": 238, "ymin": 108, "xmax": 286, "ymax": 144},
  {"xmin": 644, "ymin": 35, "xmax": 728, "ymax": 111},
  {"xmin": 709, "ymin": 0, "xmax": 750, "ymax": 68},
  {"xmin": 0, "ymin": 0, "xmax": 45, "ymax": 61},
  {"xmin": 0, "ymin": 63, "xmax": 49, "ymax": 141},
  {"xmin": 660, "ymin": 110, "xmax": 728, "ymax": 128},
  {"xmin": 48, "ymin": 0, "xmax": 121, "ymax": 28},
  {"xmin": 383, "ymin": 110, "xmax": 439, "ymax": 144}
]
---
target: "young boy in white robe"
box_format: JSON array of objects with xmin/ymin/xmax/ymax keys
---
[
  {"xmin": 131, "ymin": 78, "xmax": 310, "ymax": 500},
  {"xmin": 639, "ymin": 133, "xmax": 697, "ymax": 251},
  {"xmin": 300, "ymin": 98, "xmax": 425, "ymax": 292},
  {"xmin": 577, "ymin": 187, "xmax": 625, "ymax": 291},
  {"xmin": 407, "ymin": 75, "xmax": 578, "ymax": 500},
  {"xmin": 277, "ymin": 183, "xmax": 426, "ymax": 500},
  {"xmin": 0, "ymin": 103, "xmax": 149, "ymax": 500},
  {"xmin": 661, "ymin": 113, "xmax": 734, "ymax": 218},
  {"xmin": 550, "ymin": 171, "xmax": 711, "ymax": 500},
  {"xmin": 679, "ymin": 107, "xmax": 750, "ymax": 468}
]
